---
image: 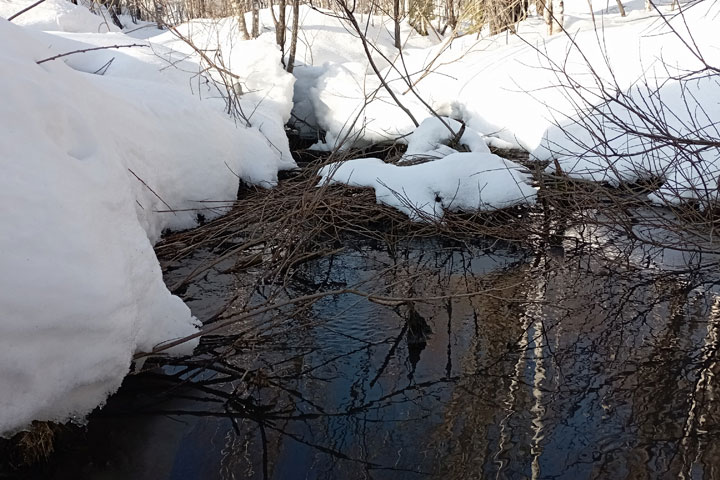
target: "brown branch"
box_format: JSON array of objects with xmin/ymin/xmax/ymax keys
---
[
  {"xmin": 127, "ymin": 168, "xmax": 176, "ymax": 215},
  {"xmin": 8, "ymin": 0, "xmax": 46, "ymax": 21},
  {"xmin": 36, "ymin": 44, "xmax": 149, "ymax": 65},
  {"xmin": 336, "ymin": 0, "xmax": 419, "ymax": 127},
  {"xmin": 163, "ymin": 24, "xmax": 241, "ymax": 80}
]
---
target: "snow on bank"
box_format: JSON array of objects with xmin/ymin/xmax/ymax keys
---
[
  {"xmin": 316, "ymin": 117, "xmax": 536, "ymax": 220},
  {"xmin": 280, "ymin": 5, "xmax": 439, "ymax": 141},
  {"xmin": 540, "ymin": 74, "xmax": 720, "ymax": 192},
  {"xmin": 305, "ymin": 0, "xmax": 720, "ymax": 205},
  {"xmin": 274, "ymin": 5, "xmax": 437, "ymax": 68},
  {"xmin": 149, "ymin": 18, "xmax": 297, "ymax": 170},
  {"xmin": 309, "ymin": 0, "xmax": 698, "ymax": 151},
  {"xmin": 320, "ymin": 153, "xmax": 536, "ymax": 220},
  {"xmin": 0, "ymin": 0, "xmax": 293, "ymax": 436}
]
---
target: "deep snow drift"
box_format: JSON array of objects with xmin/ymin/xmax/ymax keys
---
[{"xmin": 0, "ymin": 0, "xmax": 295, "ymax": 435}]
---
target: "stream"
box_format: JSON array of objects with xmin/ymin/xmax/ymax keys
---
[{"xmin": 23, "ymin": 221, "xmax": 720, "ymax": 479}]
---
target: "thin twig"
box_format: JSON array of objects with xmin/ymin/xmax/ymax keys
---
[
  {"xmin": 36, "ymin": 44, "xmax": 149, "ymax": 65},
  {"xmin": 127, "ymin": 168, "xmax": 177, "ymax": 215},
  {"xmin": 8, "ymin": 0, "xmax": 46, "ymax": 21}
]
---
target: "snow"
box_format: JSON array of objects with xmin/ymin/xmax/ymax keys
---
[
  {"xmin": 0, "ymin": 0, "xmax": 120, "ymax": 32},
  {"xmin": 309, "ymin": 60, "xmax": 426, "ymax": 148},
  {"xmin": 530, "ymin": 2, "xmax": 720, "ymax": 200},
  {"xmin": 277, "ymin": 5, "xmax": 437, "ymax": 68},
  {"xmin": 400, "ymin": 116, "xmax": 490, "ymax": 163},
  {"xmin": 540, "ymin": 74, "xmax": 720, "ymax": 193},
  {"xmin": 0, "ymin": 19, "xmax": 197, "ymax": 435},
  {"xmin": 282, "ymin": 5, "xmax": 439, "ymax": 143},
  {"xmin": 304, "ymin": 0, "xmax": 720, "ymax": 205},
  {"xmin": 313, "ymin": 83, "xmax": 533, "ymax": 220},
  {"xmin": 319, "ymin": 153, "xmax": 536, "ymax": 220},
  {"xmin": 149, "ymin": 18, "xmax": 297, "ymax": 170},
  {"xmin": 0, "ymin": 0, "xmax": 296, "ymax": 436}
]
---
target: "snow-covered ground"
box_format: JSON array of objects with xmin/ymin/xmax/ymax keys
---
[
  {"xmin": 304, "ymin": 0, "xmax": 720, "ymax": 206},
  {"xmin": 282, "ymin": 5, "xmax": 439, "ymax": 140},
  {"xmin": 0, "ymin": 0, "xmax": 294, "ymax": 436}
]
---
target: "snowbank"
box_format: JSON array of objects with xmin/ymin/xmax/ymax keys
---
[
  {"xmin": 276, "ymin": 5, "xmax": 437, "ymax": 68},
  {"xmin": 308, "ymin": 0, "xmax": 700, "ymax": 152},
  {"xmin": 319, "ymin": 152, "xmax": 536, "ymax": 220},
  {"xmin": 309, "ymin": 61, "xmax": 427, "ymax": 148},
  {"xmin": 150, "ymin": 18, "xmax": 297, "ymax": 170},
  {"xmin": 315, "ymin": 117, "xmax": 536, "ymax": 221},
  {"xmin": 305, "ymin": 0, "xmax": 720, "ymax": 204},
  {"xmin": 282, "ymin": 5, "xmax": 439, "ymax": 141},
  {"xmin": 541, "ymin": 75, "xmax": 720, "ymax": 194},
  {"xmin": 0, "ymin": 0, "xmax": 294, "ymax": 436}
]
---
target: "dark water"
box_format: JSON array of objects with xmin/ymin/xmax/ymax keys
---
[{"xmin": 29, "ymin": 236, "xmax": 720, "ymax": 479}]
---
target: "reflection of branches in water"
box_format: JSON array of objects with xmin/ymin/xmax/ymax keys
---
[
  {"xmin": 432, "ymin": 250, "xmax": 720, "ymax": 478},
  {"xmin": 124, "ymin": 199, "xmax": 720, "ymax": 479},
  {"xmin": 115, "ymin": 254, "xmax": 548, "ymax": 478}
]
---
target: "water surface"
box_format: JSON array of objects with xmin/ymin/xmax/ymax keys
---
[{"xmin": 37, "ymin": 236, "xmax": 720, "ymax": 479}]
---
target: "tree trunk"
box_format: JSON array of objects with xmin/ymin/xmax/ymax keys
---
[
  {"xmin": 251, "ymin": 0, "xmax": 259, "ymax": 37},
  {"xmin": 131, "ymin": 0, "xmax": 142, "ymax": 21},
  {"xmin": 269, "ymin": 0, "xmax": 278, "ymax": 29},
  {"xmin": 543, "ymin": 0, "xmax": 563, "ymax": 34},
  {"xmin": 409, "ymin": 0, "xmax": 431, "ymax": 36},
  {"xmin": 486, "ymin": 0, "xmax": 502, "ymax": 35},
  {"xmin": 238, "ymin": 10, "xmax": 250, "ymax": 39},
  {"xmin": 511, "ymin": 0, "xmax": 530, "ymax": 25},
  {"xmin": 447, "ymin": 0, "xmax": 457, "ymax": 30},
  {"xmin": 276, "ymin": 0, "xmax": 287, "ymax": 48},
  {"xmin": 269, "ymin": 0, "xmax": 287, "ymax": 62},
  {"xmin": 616, "ymin": 0, "xmax": 626, "ymax": 16},
  {"xmin": 99, "ymin": 0, "xmax": 123, "ymax": 28},
  {"xmin": 108, "ymin": 4, "xmax": 123, "ymax": 28},
  {"xmin": 153, "ymin": 0, "xmax": 163, "ymax": 29},
  {"xmin": 233, "ymin": 0, "xmax": 250, "ymax": 39},
  {"xmin": 543, "ymin": 0, "xmax": 552, "ymax": 34},
  {"xmin": 555, "ymin": 0, "xmax": 563, "ymax": 31},
  {"xmin": 286, "ymin": 0, "xmax": 299, "ymax": 73},
  {"xmin": 393, "ymin": 0, "xmax": 401, "ymax": 48}
]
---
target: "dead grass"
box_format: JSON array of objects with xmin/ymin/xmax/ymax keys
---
[
  {"xmin": 157, "ymin": 148, "xmax": 540, "ymax": 267},
  {"xmin": 4, "ymin": 421, "xmax": 60, "ymax": 468}
]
